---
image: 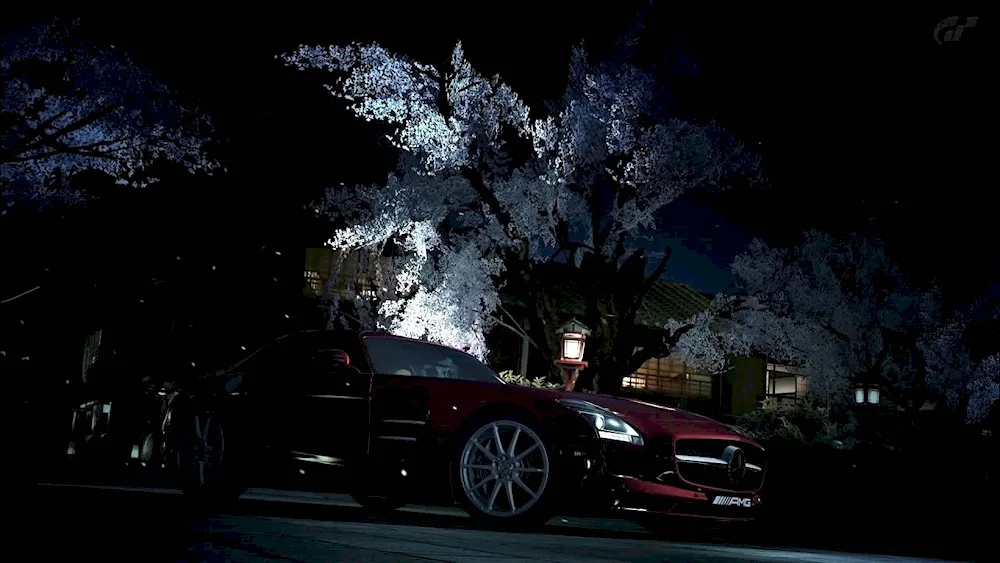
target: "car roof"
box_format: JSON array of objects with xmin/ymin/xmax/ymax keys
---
[
  {"xmin": 275, "ymin": 329, "xmax": 389, "ymax": 342},
  {"xmin": 278, "ymin": 330, "xmax": 474, "ymax": 357}
]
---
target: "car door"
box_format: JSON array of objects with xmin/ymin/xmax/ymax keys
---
[
  {"xmin": 363, "ymin": 336, "xmax": 438, "ymax": 490},
  {"xmin": 272, "ymin": 333, "xmax": 372, "ymax": 473},
  {"xmin": 362, "ymin": 335, "xmax": 502, "ymax": 496}
]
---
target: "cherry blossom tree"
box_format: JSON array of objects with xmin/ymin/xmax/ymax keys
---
[
  {"xmin": 691, "ymin": 229, "xmax": 999, "ymax": 420},
  {"xmin": 919, "ymin": 303, "xmax": 1000, "ymax": 423},
  {"xmin": 0, "ymin": 18, "xmax": 217, "ymax": 212},
  {"xmin": 284, "ymin": 41, "xmax": 759, "ymax": 365},
  {"xmin": 684, "ymin": 230, "xmax": 927, "ymax": 405}
]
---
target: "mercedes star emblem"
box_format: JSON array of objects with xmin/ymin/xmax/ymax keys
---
[{"xmin": 722, "ymin": 445, "xmax": 747, "ymax": 485}]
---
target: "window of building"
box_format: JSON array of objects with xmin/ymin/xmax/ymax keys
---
[
  {"xmin": 353, "ymin": 274, "xmax": 376, "ymax": 298},
  {"xmin": 304, "ymin": 270, "xmax": 323, "ymax": 294},
  {"xmin": 765, "ymin": 363, "xmax": 808, "ymax": 402},
  {"xmin": 622, "ymin": 355, "xmax": 712, "ymax": 399},
  {"xmin": 304, "ymin": 248, "xmax": 393, "ymax": 300}
]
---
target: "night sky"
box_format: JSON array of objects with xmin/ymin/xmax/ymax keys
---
[{"xmin": 7, "ymin": 6, "xmax": 993, "ymax": 300}]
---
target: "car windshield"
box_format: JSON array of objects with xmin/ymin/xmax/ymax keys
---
[
  {"xmin": 363, "ymin": 335, "xmax": 503, "ymax": 384},
  {"xmin": 217, "ymin": 338, "xmax": 282, "ymax": 375}
]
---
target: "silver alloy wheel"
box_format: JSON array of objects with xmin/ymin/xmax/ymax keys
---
[
  {"xmin": 459, "ymin": 420, "xmax": 550, "ymax": 517},
  {"xmin": 179, "ymin": 413, "xmax": 225, "ymax": 487}
]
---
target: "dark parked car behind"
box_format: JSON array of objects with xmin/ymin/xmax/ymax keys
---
[{"xmin": 163, "ymin": 330, "xmax": 767, "ymax": 526}]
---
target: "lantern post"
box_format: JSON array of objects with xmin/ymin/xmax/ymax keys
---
[{"xmin": 554, "ymin": 319, "xmax": 590, "ymax": 392}]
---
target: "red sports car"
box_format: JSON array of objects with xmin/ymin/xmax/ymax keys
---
[{"xmin": 165, "ymin": 330, "xmax": 766, "ymax": 525}]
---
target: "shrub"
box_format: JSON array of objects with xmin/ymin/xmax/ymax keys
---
[
  {"xmin": 734, "ymin": 398, "xmax": 855, "ymax": 449},
  {"xmin": 497, "ymin": 370, "xmax": 562, "ymax": 390}
]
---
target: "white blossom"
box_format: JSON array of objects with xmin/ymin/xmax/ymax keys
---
[
  {"xmin": 712, "ymin": 231, "xmax": 923, "ymax": 404},
  {"xmin": 967, "ymin": 355, "xmax": 999, "ymax": 424},
  {"xmin": 724, "ymin": 234, "xmax": 999, "ymax": 417},
  {"xmin": 285, "ymin": 40, "xmax": 757, "ymax": 358},
  {"xmin": 283, "ymin": 42, "xmax": 530, "ymax": 173},
  {"xmin": 667, "ymin": 296, "xmax": 753, "ymax": 374},
  {"xmin": 920, "ymin": 308, "xmax": 1000, "ymax": 423},
  {"xmin": 313, "ymin": 159, "xmax": 508, "ymax": 357},
  {"xmin": 1, "ymin": 19, "xmax": 217, "ymax": 208}
]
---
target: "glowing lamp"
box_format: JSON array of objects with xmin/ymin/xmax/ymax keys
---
[
  {"xmin": 553, "ymin": 319, "xmax": 590, "ymax": 392},
  {"xmin": 867, "ymin": 387, "xmax": 880, "ymax": 404},
  {"xmin": 561, "ymin": 333, "xmax": 585, "ymax": 361},
  {"xmin": 556, "ymin": 319, "xmax": 590, "ymax": 363},
  {"xmin": 855, "ymin": 384, "xmax": 880, "ymax": 405}
]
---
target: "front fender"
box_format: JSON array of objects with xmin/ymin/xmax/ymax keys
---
[
  {"xmin": 540, "ymin": 408, "xmax": 607, "ymax": 506},
  {"xmin": 539, "ymin": 407, "xmax": 603, "ymax": 459},
  {"xmin": 160, "ymin": 391, "xmax": 236, "ymax": 449}
]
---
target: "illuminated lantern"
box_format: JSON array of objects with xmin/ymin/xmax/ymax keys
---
[
  {"xmin": 855, "ymin": 384, "xmax": 880, "ymax": 405},
  {"xmin": 554, "ymin": 319, "xmax": 591, "ymax": 392}
]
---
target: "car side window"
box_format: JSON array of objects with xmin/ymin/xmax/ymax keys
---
[
  {"xmin": 273, "ymin": 334, "xmax": 370, "ymax": 392},
  {"xmin": 363, "ymin": 336, "xmax": 501, "ymax": 384},
  {"xmin": 230, "ymin": 340, "xmax": 288, "ymax": 393}
]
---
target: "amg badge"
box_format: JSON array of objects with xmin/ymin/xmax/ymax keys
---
[{"xmin": 712, "ymin": 496, "xmax": 752, "ymax": 508}]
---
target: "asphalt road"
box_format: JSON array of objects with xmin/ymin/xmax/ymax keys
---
[{"xmin": 19, "ymin": 483, "xmax": 969, "ymax": 563}]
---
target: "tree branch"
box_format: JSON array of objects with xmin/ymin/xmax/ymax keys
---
[
  {"xmin": 822, "ymin": 322, "xmax": 853, "ymax": 344},
  {"xmin": 490, "ymin": 314, "xmax": 542, "ymax": 352},
  {"xmin": 664, "ymin": 322, "xmax": 697, "ymax": 349},
  {"xmin": 622, "ymin": 322, "xmax": 696, "ymax": 376},
  {"xmin": 461, "ymin": 165, "xmax": 523, "ymax": 246},
  {"xmin": 624, "ymin": 345, "xmax": 662, "ymax": 376},
  {"xmin": 611, "ymin": 231, "xmax": 628, "ymax": 263},
  {"xmin": 588, "ymin": 184, "xmax": 605, "ymax": 251},
  {"xmin": 16, "ymin": 104, "xmax": 120, "ymax": 156},
  {"xmin": 496, "ymin": 302, "xmax": 540, "ymax": 350},
  {"xmin": 547, "ymin": 239, "xmax": 596, "ymax": 263},
  {"xmin": 622, "ymin": 246, "xmax": 672, "ymax": 323},
  {"xmin": 868, "ymin": 336, "xmax": 892, "ymax": 379},
  {"xmin": 411, "ymin": 62, "xmax": 441, "ymax": 81},
  {"xmin": 0, "ymin": 109, "xmax": 69, "ymax": 158}
]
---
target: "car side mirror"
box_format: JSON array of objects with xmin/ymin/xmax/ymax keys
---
[
  {"xmin": 312, "ymin": 348, "xmax": 350, "ymax": 367},
  {"xmin": 328, "ymin": 349, "xmax": 351, "ymax": 367},
  {"xmin": 312, "ymin": 348, "xmax": 359, "ymax": 379}
]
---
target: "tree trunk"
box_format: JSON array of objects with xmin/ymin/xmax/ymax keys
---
[
  {"xmin": 521, "ymin": 279, "xmax": 560, "ymax": 380},
  {"xmin": 518, "ymin": 316, "xmax": 530, "ymax": 376}
]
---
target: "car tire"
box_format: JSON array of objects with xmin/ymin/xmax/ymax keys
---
[
  {"xmin": 350, "ymin": 493, "xmax": 405, "ymax": 513},
  {"xmin": 172, "ymin": 405, "xmax": 246, "ymax": 506},
  {"xmin": 452, "ymin": 414, "xmax": 558, "ymax": 527}
]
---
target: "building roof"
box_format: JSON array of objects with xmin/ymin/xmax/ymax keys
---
[
  {"xmin": 306, "ymin": 249, "xmax": 715, "ymax": 328},
  {"xmin": 635, "ymin": 281, "xmax": 714, "ymax": 326},
  {"xmin": 500, "ymin": 261, "xmax": 713, "ymax": 327}
]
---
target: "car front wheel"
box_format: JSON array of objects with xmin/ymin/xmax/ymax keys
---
[
  {"xmin": 172, "ymin": 407, "xmax": 245, "ymax": 505},
  {"xmin": 454, "ymin": 417, "xmax": 556, "ymax": 526}
]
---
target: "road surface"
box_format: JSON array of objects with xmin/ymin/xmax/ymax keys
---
[{"xmin": 22, "ymin": 484, "xmax": 967, "ymax": 562}]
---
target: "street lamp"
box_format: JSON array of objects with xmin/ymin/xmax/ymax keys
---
[
  {"xmin": 555, "ymin": 319, "xmax": 590, "ymax": 392},
  {"xmin": 855, "ymin": 384, "xmax": 880, "ymax": 405},
  {"xmin": 867, "ymin": 387, "xmax": 880, "ymax": 404}
]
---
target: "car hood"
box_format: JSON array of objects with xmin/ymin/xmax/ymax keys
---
[{"xmin": 560, "ymin": 391, "xmax": 758, "ymax": 445}]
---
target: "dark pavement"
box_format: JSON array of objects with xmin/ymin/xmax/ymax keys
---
[{"xmin": 17, "ymin": 484, "xmax": 967, "ymax": 562}]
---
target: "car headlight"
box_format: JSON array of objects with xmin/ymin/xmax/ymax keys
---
[{"xmin": 558, "ymin": 399, "xmax": 644, "ymax": 446}]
